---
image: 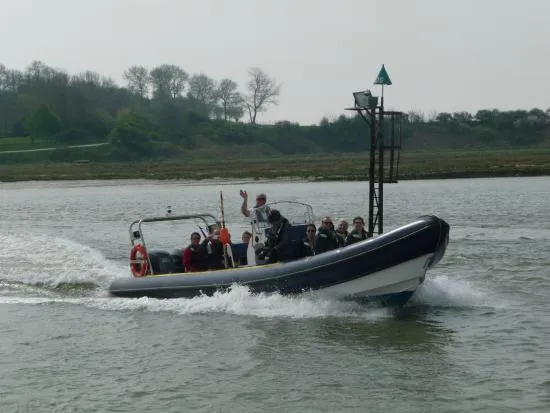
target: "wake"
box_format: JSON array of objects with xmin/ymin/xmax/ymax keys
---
[
  {"xmin": 0, "ymin": 232, "xmax": 126, "ymax": 291},
  {"xmin": 0, "ymin": 233, "xmax": 511, "ymax": 319}
]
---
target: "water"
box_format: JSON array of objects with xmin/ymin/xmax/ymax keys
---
[{"xmin": 1, "ymin": 177, "xmax": 550, "ymax": 413}]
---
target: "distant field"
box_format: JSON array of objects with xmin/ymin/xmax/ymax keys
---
[
  {"xmin": 1, "ymin": 148, "xmax": 550, "ymax": 182},
  {"xmin": 0, "ymin": 136, "xmax": 56, "ymax": 151}
]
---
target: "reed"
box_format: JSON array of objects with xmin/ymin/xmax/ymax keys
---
[{"xmin": 1, "ymin": 149, "xmax": 550, "ymax": 183}]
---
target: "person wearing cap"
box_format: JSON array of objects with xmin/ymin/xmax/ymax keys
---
[
  {"xmin": 260, "ymin": 209, "xmax": 293, "ymax": 264},
  {"xmin": 239, "ymin": 190, "xmax": 271, "ymax": 222},
  {"xmin": 345, "ymin": 216, "xmax": 368, "ymax": 245}
]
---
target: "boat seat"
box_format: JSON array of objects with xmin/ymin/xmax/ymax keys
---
[
  {"xmin": 171, "ymin": 249, "xmax": 186, "ymax": 273},
  {"xmin": 148, "ymin": 250, "xmax": 181, "ymax": 274},
  {"xmin": 229, "ymin": 242, "xmax": 249, "ymax": 266}
]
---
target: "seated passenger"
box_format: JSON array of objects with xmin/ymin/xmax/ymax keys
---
[
  {"xmin": 346, "ymin": 216, "xmax": 368, "ymax": 245},
  {"xmin": 335, "ymin": 220, "xmax": 349, "ymax": 246},
  {"xmin": 242, "ymin": 231, "xmax": 252, "ymax": 245},
  {"xmin": 183, "ymin": 232, "xmax": 206, "ymax": 272},
  {"xmin": 314, "ymin": 217, "xmax": 340, "ymax": 254},
  {"xmin": 238, "ymin": 231, "xmax": 252, "ymax": 266},
  {"xmin": 200, "ymin": 228, "xmax": 226, "ymax": 270},
  {"xmin": 298, "ymin": 224, "xmax": 316, "ymax": 257},
  {"xmin": 261, "ymin": 209, "xmax": 293, "ymax": 264}
]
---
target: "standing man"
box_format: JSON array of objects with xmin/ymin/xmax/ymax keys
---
[
  {"xmin": 262, "ymin": 209, "xmax": 293, "ymax": 263},
  {"xmin": 240, "ymin": 190, "xmax": 271, "ymax": 222}
]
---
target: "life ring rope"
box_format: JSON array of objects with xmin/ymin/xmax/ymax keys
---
[{"xmin": 130, "ymin": 244, "xmax": 149, "ymax": 277}]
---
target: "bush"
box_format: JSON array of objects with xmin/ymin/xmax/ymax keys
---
[
  {"xmin": 52, "ymin": 129, "xmax": 91, "ymax": 144},
  {"xmin": 24, "ymin": 105, "xmax": 61, "ymax": 140}
]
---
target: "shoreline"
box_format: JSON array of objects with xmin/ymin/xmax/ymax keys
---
[
  {"xmin": 2, "ymin": 149, "xmax": 550, "ymax": 183},
  {"xmin": 1, "ymin": 163, "xmax": 549, "ymax": 184}
]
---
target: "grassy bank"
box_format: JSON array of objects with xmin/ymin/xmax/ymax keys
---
[
  {"xmin": 1, "ymin": 148, "xmax": 550, "ymax": 183},
  {"xmin": 0, "ymin": 136, "xmax": 58, "ymax": 151}
]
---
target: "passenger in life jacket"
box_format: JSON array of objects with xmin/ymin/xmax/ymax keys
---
[
  {"xmin": 346, "ymin": 216, "xmax": 368, "ymax": 245},
  {"xmin": 335, "ymin": 220, "xmax": 349, "ymax": 247},
  {"xmin": 298, "ymin": 224, "xmax": 316, "ymax": 257},
  {"xmin": 200, "ymin": 228, "xmax": 226, "ymax": 270},
  {"xmin": 238, "ymin": 231, "xmax": 252, "ymax": 266},
  {"xmin": 239, "ymin": 190, "xmax": 271, "ymax": 222},
  {"xmin": 183, "ymin": 232, "xmax": 206, "ymax": 272},
  {"xmin": 315, "ymin": 216, "xmax": 340, "ymax": 254}
]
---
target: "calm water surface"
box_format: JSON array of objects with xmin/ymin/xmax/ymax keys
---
[{"xmin": 1, "ymin": 177, "xmax": 550, "ymax": 413}]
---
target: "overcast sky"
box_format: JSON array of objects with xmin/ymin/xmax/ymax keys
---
[{"xmin": 1, "ymin": 0, "xmax": 549, "ymax": 125}]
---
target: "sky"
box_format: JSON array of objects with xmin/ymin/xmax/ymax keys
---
[{"xmin": 1, "ymin": 0, "xmax": 549, "ymax": 125}]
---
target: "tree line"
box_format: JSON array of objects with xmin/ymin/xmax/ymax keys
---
[{"xmin": 0, "ymin": 60, "xmax": 549, "ymax": 162}]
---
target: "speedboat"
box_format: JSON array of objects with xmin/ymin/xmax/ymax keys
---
[{"xmin": 108, "ymin": 201, "xmax": 450, "ymax": 305}]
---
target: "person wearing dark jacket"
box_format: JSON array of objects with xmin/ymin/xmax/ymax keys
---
[
  {"xmin": 335, "ymin": 220, "xmax": 349, "ymax": 247},
  {"xmin": 346, "ymin": 216, "xmax": 368, "ymax": 245},
  {"xmin": 199, "ymin": 228, "xmax": 226, "ymax": 270},
  {"xmin": 315, "ymin": 217, "xmax": 340, "ymax": 254},
  {"xmin": 183, "ymin": 232, "xmax": 207, "ymax": 272},
  {"xmin": 298, "ymin": 224, "xmax": 316, "ymax": 257},
  {"xmin": 262, "ymin": 209, "xmax": 293, "ymax": 263}
]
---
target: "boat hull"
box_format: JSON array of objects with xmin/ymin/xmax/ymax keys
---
[{"xmin": 109, "ymin": 215, "xmax": 450, "ymax": 305}]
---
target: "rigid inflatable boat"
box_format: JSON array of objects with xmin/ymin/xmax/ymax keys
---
[{"xmin": 108, "ymin": 201, "xmax": 449, "ymax": 305}]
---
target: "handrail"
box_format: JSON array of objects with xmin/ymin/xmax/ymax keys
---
[{"xmin": 128, "ymin": 213, "xmax": 220, "ymax": 276}]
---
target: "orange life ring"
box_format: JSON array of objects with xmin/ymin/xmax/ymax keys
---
[{"xmin": 130, "ymin": 244, "xmax": 149, "ymax": 277}]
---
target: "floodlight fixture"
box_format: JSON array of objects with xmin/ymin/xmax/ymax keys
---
[{"xmin": 353, "ymin": 90, "xmax": 378, "ymax": 109}]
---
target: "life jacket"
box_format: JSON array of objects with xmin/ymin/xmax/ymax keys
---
[
  {"xmin": 183, "ymin": 244, "xmax": 205, "ymax": 272},
  {"xmin": 200, "ymin": 239, "xmax": 225, "ymax": 270},
  {"xmin": 315, "ymin": 228, "xmax": 340, "ymax": 254},
  {"xmin": 253, "ymin": 205, "xmax": 271, "ymax": 222},
  {"xmin": 345, "ymin": 229, "xmax": 368, "ymax": 245}
]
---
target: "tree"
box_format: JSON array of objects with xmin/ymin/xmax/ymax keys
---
[
  {"xmin": 100, "ymin": 76, "xmax": 117, "ymax": 89},
  {"xmin": 73, "ymin": 70, "xmax": 101, "ymax": 86},
  {"xmin": 25, "ymin": 60, "xmax": 54, "ymax": 85},
  {"xmin": 0, "ymin": 91, "xmax": 25, "ymax": 136},
  {"xmin": 187, "ymin": 73, "xmax": 217, "ymax": 114},
  {"xmin": 217, "ymin": 78, "xmax": 244, "ymax": 121},
  {"xmin": 123, "ymin": 66, "xmax": 150, "ymax": 99},
  {"xmin": 435, "ymin": 112, "xmax": 453, "ymax": 123},
  {"xmin": 452, "ymin": 111, "xmax": 473, "ymax": 124},
  {"xmin": 407, "ymin": 110, "xmax": 425, "ymax": 124},
  {"xmin": 1, "ymin": 69, "xmax": 23, "ymax": 92},
  {"xmin": 245, "ymin": 67, "xmax": 281, "ymax": 124},
  {"xmin": 475, "ymin": 109, "xmax": 499, "ymax": 126},
  {"xmin": 228, "ymin": 94, "xmax": 245, "ymax": 122},
  {"xmin": 0, "ymin": 63, "xmax": 7, "ymax": 89},
  {"xmin": 150, "ymin": 64, "xmax": 188, "ymax": 102},
  {"xmin": 108, "ymin": 108, "xmax": 154, "ymax": 157},
  {"xmin": 24, "ymin": 104, "xmax": 61, "ymax": 142}
]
